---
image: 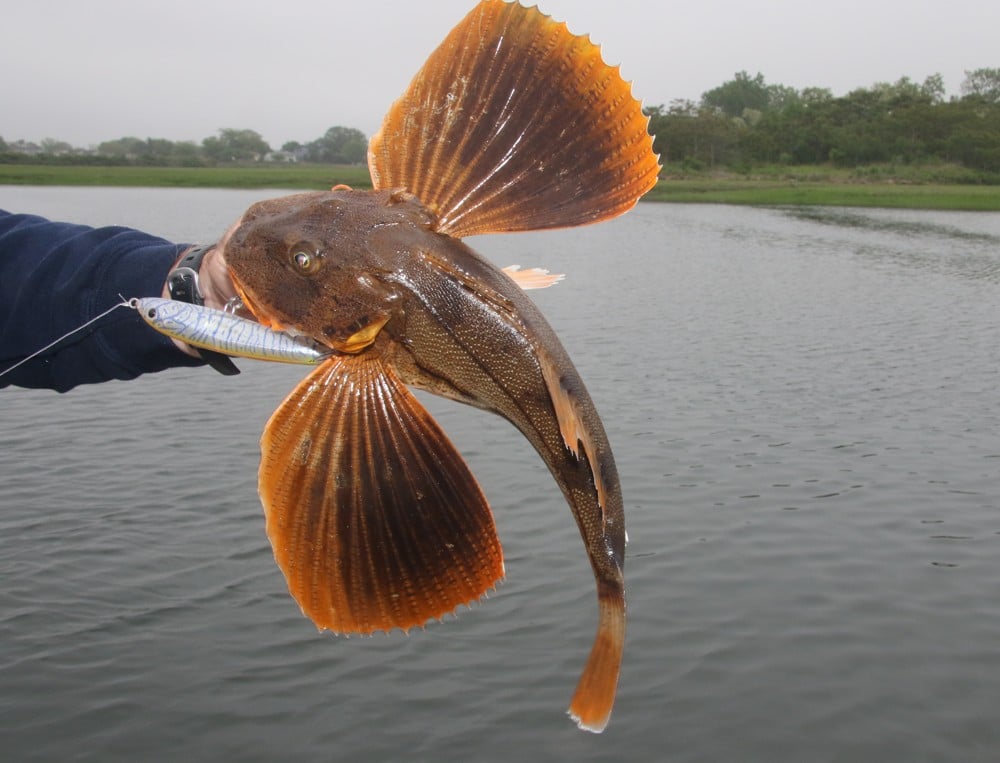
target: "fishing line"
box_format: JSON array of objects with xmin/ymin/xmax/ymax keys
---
[{"xmin": 0, "ymin": 298, "xmax": 136, "ymax": 381}]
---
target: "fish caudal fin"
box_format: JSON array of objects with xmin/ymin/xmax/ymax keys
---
[
  {"xmin": 368, "ymin": 0, "xmax": 660, "ymax": 238},
  {"xmin": 259, "ymin": 354, "xmax": 504, "ymax": 634},
  {"xmin": 568, "ymin": 582, "xmax": 625, "ymax": 733}
]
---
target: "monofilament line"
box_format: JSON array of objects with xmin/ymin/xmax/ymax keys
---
[{"xmin": 0, "ymin": 299, "xmax": 133, "ymax": 380}]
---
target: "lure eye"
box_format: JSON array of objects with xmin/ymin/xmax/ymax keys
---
[{"xmin": 291, "ymin": 247, "xmax": 322, "ymax": 275}]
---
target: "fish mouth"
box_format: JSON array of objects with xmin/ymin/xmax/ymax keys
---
[
  {"xmin": 226, "ymin": 274, "xmax": 327, "ymax": 352},
  {"xmin": 227, "ymin": 268, "xmax": 377, "ymax": 353},
  {"xmin": 228, "ymin": 269, "xmax": 288, "ymax": 333}
]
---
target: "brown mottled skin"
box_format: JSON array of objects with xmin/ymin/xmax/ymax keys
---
[
  {"xmin": 160, "ymin": 0, "xmax": 659, "ymax": 731},
  {"xmin": 226, "ymin": 186, "xmax": 625, "ymax": 617}
]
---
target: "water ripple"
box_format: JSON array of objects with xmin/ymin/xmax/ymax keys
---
[{"xmin": 2, "ymin": 191, "xmax": 1000, "ymax": 761}]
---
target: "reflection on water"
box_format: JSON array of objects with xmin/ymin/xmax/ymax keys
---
[
  {"xmin": 783, "ymin": 205, "xmax": 1000, "ymax": 282},
  {"xmin": 787, "ymin": 205, "xmax": 1000, "ymax": 243},
  {"xmin": 1, "ymin": 188, "xmax": 1000, "ymax": 762}
]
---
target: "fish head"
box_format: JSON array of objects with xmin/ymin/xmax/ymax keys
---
[{"xmin": 225, "ymin": 188, "xmax": 431, "ymax": 353}]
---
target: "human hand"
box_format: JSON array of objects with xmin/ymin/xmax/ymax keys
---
[
  {"xmin": 162, "ymin": 221, "xmax": 243, "ymax": 358},
  {"xmin": 193, "ymin": 221, "xmax": 242, "ymax": 311}
]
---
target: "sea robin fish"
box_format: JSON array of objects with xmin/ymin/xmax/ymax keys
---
[{"xmin": 184, "ymin": 0, "xmax": 658, "ymax": 732}]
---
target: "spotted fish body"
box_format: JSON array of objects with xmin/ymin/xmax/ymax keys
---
[{"xmin": 222, "ymin": 0, "xmax": 659, "ymax": 732}]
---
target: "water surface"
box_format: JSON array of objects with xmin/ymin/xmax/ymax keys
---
[{"xmin": 2, "ymin": 187, "xmax": 999, "ymax": 762}]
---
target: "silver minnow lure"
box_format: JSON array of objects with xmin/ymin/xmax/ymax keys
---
[{"xmin": 134, "ymin": 297, "xmax": 331, "ymax": 365}]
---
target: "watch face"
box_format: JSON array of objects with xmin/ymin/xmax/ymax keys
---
[
  {"xmin": 169, "ymin": 244, "xmax": 214, "ymax": 306},
  {"xmin": 167, "ymin": 267, "xmax": 200, "ymax": 305},
  {"xmin": 164, "ymin": 248, "xmax": 240, "ymax": 375}
]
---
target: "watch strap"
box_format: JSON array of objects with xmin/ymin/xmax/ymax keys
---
[{"xmin": 167, "ymin": 244, "xmax": 240, "ymax": 376}]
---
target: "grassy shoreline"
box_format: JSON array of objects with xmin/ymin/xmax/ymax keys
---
[
  {"xmin": 0, "ymin": 164, "xmax": 375, "ymax": 190},
  {"xmin": 645, "ymin": 178, "xmax": 1000, "ymax": 211},
  {"xmin": 2, "ymin": 163, "xmax": 1000, "ymax": 211}
]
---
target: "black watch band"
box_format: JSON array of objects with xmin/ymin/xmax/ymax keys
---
[{"xmin": 167, "ymin": 244, "xmax": 240, "ymax": 376}]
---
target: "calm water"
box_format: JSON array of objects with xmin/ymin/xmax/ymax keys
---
[{"xmin": 2, "ymin": 186, "xmax": 1000, "ymax": 762}]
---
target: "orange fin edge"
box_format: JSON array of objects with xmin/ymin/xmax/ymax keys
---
[
  {"xmin": 259, "ymin": 354, "xmax": 505, "ymax": 635},
  {"xmin": 567, "ymin": 582, "xmax": 626, "ymax": 733},
  {"xmin": 368, "ymin": 0, "xmax": 660, "ymax": 238}
]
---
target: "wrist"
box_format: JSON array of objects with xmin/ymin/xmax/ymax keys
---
[
  {"xmin": 166, "ymin": 244, "xmax": 216, "ymax": 306},
  {"xmin": 162, "ymin": 244, "xmax": 241, "ymax": 375}
]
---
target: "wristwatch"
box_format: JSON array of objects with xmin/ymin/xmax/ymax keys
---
[{"xmin": 166, "ymin": 244, "xmax": 240, "ymax": 376}]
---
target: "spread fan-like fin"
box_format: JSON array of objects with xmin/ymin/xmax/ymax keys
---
[
  {"xmin": 259, "ymin": 353, "xmax": 505, "ymax": 634},
  {"xmin": 368, "ymin": 0, "xmax": 661, "ymax": 238}
]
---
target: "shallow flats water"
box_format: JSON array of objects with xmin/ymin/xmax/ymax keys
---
[{"xmin": 2, "ymin": 187, "xmax": 1000, "ymax": 762}]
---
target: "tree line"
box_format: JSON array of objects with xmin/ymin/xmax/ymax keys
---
[
  {"xmin": 646, "ymin": 68, "xmax": 1000, "ymax": 177},
  {"xmin": 0, "ymin": 126, "xmax": 367, "ymax": 166},
  {"xmin": 4, "ymin": 68, "xmax": 1000, "ymax": 177}
]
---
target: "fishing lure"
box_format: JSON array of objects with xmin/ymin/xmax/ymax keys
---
[{"xmin": 133, "ymin": 297, "xmax": 330, "ymax": 365}]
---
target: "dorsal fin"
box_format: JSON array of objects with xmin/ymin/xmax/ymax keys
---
[{"xmin": 368, "ymin": 0, "xmax": 660, "ymax": 238}]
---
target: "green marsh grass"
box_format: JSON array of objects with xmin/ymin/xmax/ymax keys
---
[
  {"xmin": 0, "ymin": 164, "xmax": 373, "ymax": 190},
  {"xmin": 646, "ymin": 179, "xmax": 1000, "ymax": 211},
  {"xmin": 3, "ymin": 163, "xmax": 1000, "ymax": 210}
]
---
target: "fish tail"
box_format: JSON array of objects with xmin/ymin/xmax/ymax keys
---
[{"xmin": 568, "ymin": 581, "xmax": 625, "ymax": 733}]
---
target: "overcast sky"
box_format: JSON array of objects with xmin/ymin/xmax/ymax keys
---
[{"xmin": 4, "ymin": 0, "xmax": 997, "ymax": 149}]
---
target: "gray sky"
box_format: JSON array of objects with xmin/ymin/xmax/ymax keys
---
[{"xmin": 4, "ymin": 0, "xmax": 997, "ymax": 149}]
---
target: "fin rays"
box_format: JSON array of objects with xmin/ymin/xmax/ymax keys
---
[
  {"xmin": 368, "ymin": 0, "xmax": 660, "ymax": 238},
  {"xmin": 259, "ymin": 353, "xmax": 505, "ymax": 634},
  {"xmin": 568, "ymin": 583, "xmax": 625, "ymax": 733}
]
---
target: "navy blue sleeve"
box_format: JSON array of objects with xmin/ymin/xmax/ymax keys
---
[{"xmin": 0, "ymin": 209, "xmax": 206, "ymax": 392}]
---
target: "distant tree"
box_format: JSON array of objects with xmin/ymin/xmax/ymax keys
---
[
  {"xmin": 306, "ymin": 126, "xmax": 367, "ymax": 164},
  {"xmin": 281, "ymin": 140, "xmax": 303, "ymax": 153},
  {"xmin": 643, "ymin": 103, "xmax": 671, "ymax": 161},
  {"xmin": 921, "ymin": 73, "xmax": 946, "ymax": 103},
  {"xmin": 702, "ymin": 71, "xmax": 771, "ymax": 118},
  {"xmin": 98, "ymin": 136, "xmax": 147, "ymax": 159},
  {"xmin": 946, "ymin": 122, "xmax": 1000, "ymax": 172},
  {"xmin": 961, "ymin": 68, "xmax": 1000, "ymax": 103},
  {"xmin": 40, "ymin": 138, "xmax": 74, "ymax": 155},
  {"xmin": 96, "ymin": 136, "xmax": 205, "ymax": 165},
  {"xmin": 740, "ymin": 94, "xmax": 834, "ymax": 165},
  {"xmin": 8, "ymin": 140, "xmax": 42, "ymax": 155},
  {"xmin": 645, "ymin": 100, "xmax": 741, "ymax": 168},
  {"xmin": 140, "ymin": 138, "xmax": 172, "ymax": 163},
  {"xmin": 170, "ymin": 141, "xmax": 202, "ymax": 166},
  {"xmin": 942, "ymin": 94, "xmax": 1000, "ymax": 171},
  {"xmin": 869, "ymin": 77, "xmax": 919, "ymax": 102},
  {"xmin": 0, "ymin": 135, "xmax": 7, "ymax": 152},
  {"xmin": 800, "ymin": 87, "xmax": 834, "ymax": 105},
  {"xmin": 765, "ymin": 83, "xmax": 800, "ymax": 111},
  {"xmin": 200, "ymin": 135, "xmax": 224, "ymax": 161},
  {"xmin": 202, "ymin": 128, "xmax": 270, "ymax": 162},
  {"xmin": 862, "ymin": 75, "xmax": 941, "ymax": 109}
]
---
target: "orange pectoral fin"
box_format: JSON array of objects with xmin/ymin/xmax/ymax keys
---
[
  {"xmin": 259, "ymin": 353, "xmax": 504, "ymax": 635},
  {"xmin": 368, "ymin": 0, "xmax": 660, "ymax": 238}
]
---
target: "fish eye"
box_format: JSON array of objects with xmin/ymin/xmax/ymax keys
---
[{"xmin": 290, "ymin": 246, "xmax": 322, "ymax": 275}]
